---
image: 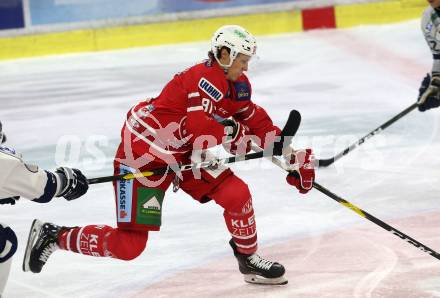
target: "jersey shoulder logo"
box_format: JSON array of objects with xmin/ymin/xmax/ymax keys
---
[
  {"xmin": 198, "ymin": 78, "xmax": 224, "ymax": 102},
  {"xmin": 0, "ymin": 146, "xmax": 22, "ymax": 160},
  {"xmin": 426, "ymin": 22, "xmax": 433, "ymax": 32}
]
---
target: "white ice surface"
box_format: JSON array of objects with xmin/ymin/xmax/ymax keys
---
[{"xmin": 1, "ymin": 19, "xmax": 440, "ymax": 297}]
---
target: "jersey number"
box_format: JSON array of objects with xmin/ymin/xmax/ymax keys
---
[
  {"xmin": 202, "ymin": 98, "xmax": 215, "ymax": 114},
  {"xmin": 429, "ymin": 40, "xmax": 440, "ymax": 51}
]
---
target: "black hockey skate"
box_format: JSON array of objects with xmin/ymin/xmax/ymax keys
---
[
  {"xmin": 22, "ymin": 219, "xmax": 64, "ymax": 273},
  {"xmin": 229, "ymin": 239, "xmax": 287, "ymax": 285}
]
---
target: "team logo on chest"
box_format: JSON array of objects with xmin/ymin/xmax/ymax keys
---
[{"xmin": 199, "ymin": 78, "xmax": 223, "ymax": 102}]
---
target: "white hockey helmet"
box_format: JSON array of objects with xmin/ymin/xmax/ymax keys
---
[{"xmin": 211, "ymin": 25, "xmax": 257, "ymax": 68}]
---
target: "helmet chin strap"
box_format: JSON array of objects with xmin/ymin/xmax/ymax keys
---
[
  {"xmin": 215, "ymin": 56, "xmax": 233, "ymax": 69},
  {"xmin": 215, "ymin": 49, "xmax": 238, "ymax": 69}
]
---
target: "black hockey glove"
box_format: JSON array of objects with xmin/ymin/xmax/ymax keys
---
[
  {"xmin": 0, "ymin": 196, "xmax": 19, "ymax": 205},
  {"xmin": 0, "ymin": 120, "xmax": 6, "ymax": 144},
  {"xmin": 221, "ymin": 119, "xmax": 241, "ymax": 140},
  {"xmin": 55, "ymin": 167, "xmax": 89, "ymax": 201},
  {"xmin": 220, "ymin": 118, "xmax": 251, "ymax": 155},
  {"xmin": 417, "ymin": 73, "xmax": 440, "ymax": 112}
]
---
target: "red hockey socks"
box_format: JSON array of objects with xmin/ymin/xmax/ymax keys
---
[
  {"xmin": 209, "ymin": 175, "xmax": 258, "ymax": 255},
  {"xmin": 58, "ymin": 225, "xmax": 148, "ymax": 261},
  {"xmin": 224, "ymin": 199, "xmax": 258, "ymax": 255}
]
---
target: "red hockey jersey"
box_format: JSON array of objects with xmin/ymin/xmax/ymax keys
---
[{"xmin": 119, "ymin": 59, "xmax": 281, "ymax": 165}]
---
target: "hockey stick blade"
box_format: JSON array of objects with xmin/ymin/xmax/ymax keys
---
[
  {"xmin": 272, "ymin": 109, "xmax": 301, "ymax": 156},
  {"xmin": 87, "ymin": 110, "xmax": 301, "ymax": 185}
]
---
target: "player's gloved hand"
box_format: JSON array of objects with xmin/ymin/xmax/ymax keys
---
[
  {"xmin": 0, "ymin": 196, "xmax": 19, "ymax": 205},
  {"xmin": 0, "ymin": 120, "xmax": 6, "ymax": 144},
  {"xmin": 417, "ymin": 73, "xmax": 440, "ymax": 112},
  {"xmin": 55, "ymin": 167, "xmax": 89, "ymax": 201},
  {"xmin": 285, "ymin": 149, "xmax": 315, "ymax": 194},
  {"xmin": 221, "ymin": 118, "xmax": 252, "ymax": 155}
]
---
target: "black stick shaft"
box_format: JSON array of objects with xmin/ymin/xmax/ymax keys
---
[
  {"xmin": 87, "ymin": 151, "xmax": 265, "ymax": 185},
  {"xmin": 318, "ymin": 103, "xmax": 418, "ymax": 167},
  {"xmin": 87, "ymin": 109, "xmax": 301, "ymax": 185},
  {"xmin": 313, "ymin": 182, "xmax": 440, "ymax": 260}
]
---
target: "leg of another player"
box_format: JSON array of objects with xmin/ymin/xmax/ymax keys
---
[{"xmin": 0, "ymin": 224, "xmax": 18, "ymax": 295}]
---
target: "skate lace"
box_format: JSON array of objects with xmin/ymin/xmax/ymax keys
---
[
  {"xmin": 248, "ymin": 254, "xmax": 273, "ymax": 270},
  {"xmin": 39, "ymin": 242, "xmax": 58, "ymax": 262}
]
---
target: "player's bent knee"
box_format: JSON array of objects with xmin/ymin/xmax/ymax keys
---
[
  {"xmin": 107, "ymin": 229, "xmax": 148, "ymax": 261},
  {"xmin": 213, "ymin": 175, "xmax": 253, "ymax": 213},
  {"xmin": 228, "ymin": 180, "xmax": 252, "ymax": 213},
  {"xmin": 0, "ymin": 225, "xmax": 17, "ymax": 263}
]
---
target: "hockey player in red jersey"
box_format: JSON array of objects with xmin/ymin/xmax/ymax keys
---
[{"xmin": 23, "ymin": 25, "xmax": 315, "ymax": 285}]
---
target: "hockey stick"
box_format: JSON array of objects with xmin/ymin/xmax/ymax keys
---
[
  {"xmin": 318, "ymin": 103, "xmax": 418, "ymax": 167},
  {"xmin": 312, "ymin": 182, "xmax": 440, "ymax": 260},
  {"xmin": 87, "ymin": 110, "xmax": 301, "ymax": 185},
  {"xmin": 251, "ymin": 144, "xmax": 440, "ymax": 261}
]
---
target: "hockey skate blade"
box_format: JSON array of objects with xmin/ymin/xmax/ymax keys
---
[
  {"xmin": 244, "ymin": 274, "xmax": 288, "ymax": 285},
  {"xmin": 22, "ymin": 219, "xmax": 43, "ymax": 272}
]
